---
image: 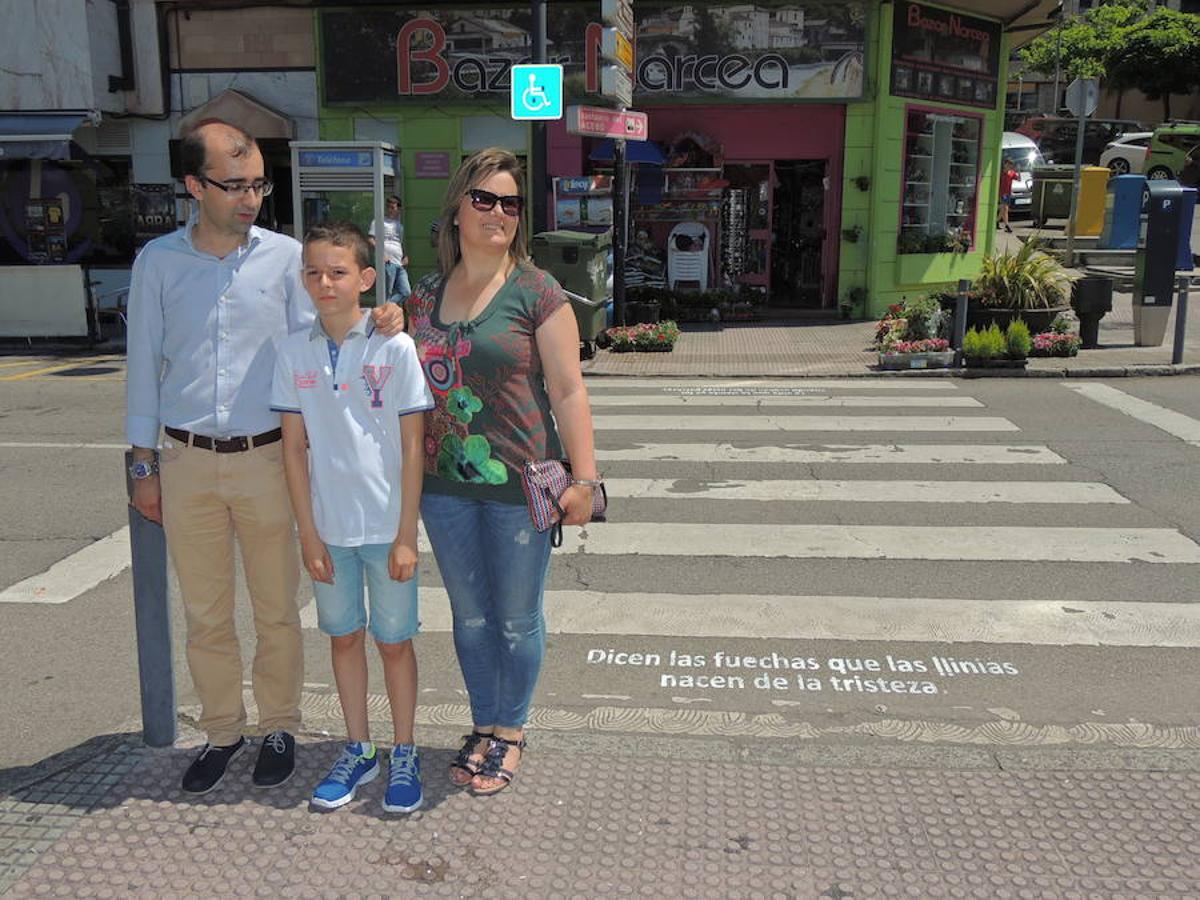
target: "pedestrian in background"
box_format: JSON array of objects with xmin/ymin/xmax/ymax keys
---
[
  {"xmin": 125, "ymin": 119, "xmax": 404, "ymax": 795},
  {"xmin": 370, "ymin": 194, "xmax": 411, "ymax": 301},
  {"xmin": 997, "ymin": 157, "xmax": 1018, "ymax": 234},
  {"xmin": 405, "ymin": 147, "xmax": 599, "ymax": 795}
]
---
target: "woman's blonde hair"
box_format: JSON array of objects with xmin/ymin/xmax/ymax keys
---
[{"xmin": 436, "ymin": 147, "xmax": 529, "ymax": 274}]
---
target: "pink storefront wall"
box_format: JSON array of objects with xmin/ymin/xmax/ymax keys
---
[{"xmin": 547, "ymin": 104, "xmax": 846, "ymax": 305}]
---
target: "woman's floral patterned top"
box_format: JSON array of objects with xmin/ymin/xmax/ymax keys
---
[{"xmin": 406, "ymin": 263, "xmax": 566, "ymax": 505}]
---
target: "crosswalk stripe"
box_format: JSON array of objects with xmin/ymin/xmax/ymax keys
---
[
  {"xmin": 0, "ymin": 527, "xmax": 130, "ymax": 604},
  {"xmin": 594, "ymin": 443, "xmax": 1066, "ymax": 464},
  {"xmin": 593, "ymin": 415, "xmax": 1018, "ymax": 432},
  {"xmin": 547, "ymin": 523, "xmax": 1200, "ymax": 562},
  {"xmin": 1065, "ymin": 383, "xmax": 1200, "ymax": 446},
  {"xmin": 322, "ymin": 589, "xmax": 1199, "ymax": 647},
  {"xmin": 586, "ymin": 378, "xmax": 960, "ymax": 390},
  {"xmin": 603, "ymin": 479, "xmax": 1128, "ymax": 504},
  {"xmin": 588, "ymin": 394, "xmax": 984, "ymax": 408}
]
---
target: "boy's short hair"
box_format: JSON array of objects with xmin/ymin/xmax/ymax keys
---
[{"xmin": 303, "ymin": 221, "xmax": 372, "ymax": 270}]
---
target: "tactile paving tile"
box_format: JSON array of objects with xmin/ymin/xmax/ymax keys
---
[{"xmin": 5, "ymin": 737, "xmax": 1200, "ymax": 897}]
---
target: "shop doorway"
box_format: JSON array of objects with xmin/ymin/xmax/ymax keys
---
[
  {"xmin": 771, "ymin": 160, "xmax": 827, "ymax": 309},
  {"xmin": 722, "ymin": 159, "xmax": 828, "ymax": 310}
]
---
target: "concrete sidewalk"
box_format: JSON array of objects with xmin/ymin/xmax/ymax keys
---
[
  {"xmin": 2, "ymin": 724, "xmax": 1198, "ymax": 897},
  {"xmin": 581, "ymin": 287, "xmax": 1200, "ymax": 378}
]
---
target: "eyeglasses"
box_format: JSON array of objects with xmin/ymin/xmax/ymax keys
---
[
  {"xmin": 199, "ymin": 176, "xmax": 275, "ymax": 197},
  {"xmin": 467, "ymin": 188, "xmax": 523, "ymax": 217}
]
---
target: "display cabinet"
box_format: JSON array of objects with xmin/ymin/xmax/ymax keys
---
[{"xmin": 899, "ymin": 108, "xmax": 982, "ymax": 252}]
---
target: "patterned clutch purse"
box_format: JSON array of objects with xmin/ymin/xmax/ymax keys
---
[{"xmin": 521, "ymin": 459, "xmax": 607, "ymax": 547}]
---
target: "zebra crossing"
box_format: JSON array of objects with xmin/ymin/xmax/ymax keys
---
[{"xmin": 291, "ymin": 377, "xmax": 1200, "ymax": 748}]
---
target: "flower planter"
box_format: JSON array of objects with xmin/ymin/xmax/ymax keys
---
[
  {"xmin": 610, "ymin": 343, "xmax": 675, "ymax": 353},
  {"xmin": 967, "ymin": 303, "xmax": 1068, "ymax": 336},
  {"xmin": 877, "ymin": 350, "xmax": 957, "ymax": 371},
  {"xmin": 963, "ymin": 357, "xmax": 1028, "ymax": 370}
]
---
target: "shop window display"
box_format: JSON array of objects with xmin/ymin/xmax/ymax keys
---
[{"xmin": 898, "ymin": 109, "xmax": 981, "ymax": 254}]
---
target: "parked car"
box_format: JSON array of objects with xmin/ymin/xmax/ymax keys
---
[
  {"xmin": 1145, "ymin": 121, "xmax": 1200, "ymax": 180},
  {"xmin": 1001, "ymin": 132, "xmax": 1046, "ymax": 214},
  {"xmin": 1098, "ymin": 132, "xmax": 1154, "ymax": 175},
  {"xmin": 1181, "ymin": 144, "xmax": 1200, "ymax": 188},
  {"xmin": 1015, "ymin": 116, "xmax": 1147, "ymax": 165}
]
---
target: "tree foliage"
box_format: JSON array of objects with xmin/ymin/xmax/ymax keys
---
[
  {"xmin": 1017, "ymin": 0, "xmax": 1200, "ymax": 117},
  {"xmin": 1105, "ymin": 9, "xmax": 1200, "ymax": 119}
]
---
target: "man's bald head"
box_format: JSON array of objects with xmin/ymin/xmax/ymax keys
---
[{"xmin": 180, "ymin": 119, "xmax": 259, "ymax": 178}]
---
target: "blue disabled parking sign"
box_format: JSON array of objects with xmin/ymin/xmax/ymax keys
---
[{"xmin": 510, "ymin": 64, "xmax": 564, "ymax": 121}]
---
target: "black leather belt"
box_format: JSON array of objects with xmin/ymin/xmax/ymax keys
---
[{"xmin": 164, "ymin": 426, "xmax": 282, "ymax": 453}]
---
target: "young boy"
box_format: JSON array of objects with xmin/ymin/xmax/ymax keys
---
[{"xmin": 270, "ymin": 221, "xmax": 433, "ymax": 813}]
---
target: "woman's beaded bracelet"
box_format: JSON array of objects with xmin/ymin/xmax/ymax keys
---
[{"xmin": 571, "ymin": 478, "xmax": 604, "ymax": 488}]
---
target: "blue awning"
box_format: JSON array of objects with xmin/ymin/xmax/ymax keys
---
[
  {"xmin": 0, "ymin": 113, "xmax": 89, "ymax": 160},
  {"xmin": 589, "ymin": 138, "xmax": 666, "ymax": 166}
]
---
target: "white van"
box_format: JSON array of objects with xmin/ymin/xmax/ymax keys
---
[{"xmin": 1001, "ymin": 132, "xmax": 1046, "ymax": 213}]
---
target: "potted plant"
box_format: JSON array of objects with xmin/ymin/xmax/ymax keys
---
[
  {"xmin": 969, "ymin": 238, "xmax": 1077, "ymax": 335},
  {"xmin": 1032, "ymin": 314, "xmax": 1083, "ymax": 357},
  {"xmin": 962, "ymin": 321, "xmax": 1029, "ymax": 369},
  {"xmin": 606, "ymin": 320, "xmax": 681, "ymax": 353},
  {"xmin": 875, "ymin": 293, "xmax": 956, "ymax": 370},
  {"xmin": 840, "ymin": 286, "xmax": 867, "ymax": 320}
]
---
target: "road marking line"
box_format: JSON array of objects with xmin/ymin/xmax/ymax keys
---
[
  {"xmin": 0, "ymin": 527, "xmax": 130, "ymax": 604},
  {"xmin": 1065, "ymin": 383, "xmax": 1200, "ymax": 446},
  {"xmin": 594, "ymin": 443, "xmax": 1066, "ymax": 465},
  {"xmin": 589, "ymin": 395, "xmax": 984, "ymax": 408},
  {"xmin": 0, "ymin": 357, "xmax": 122, "ymax": 381},
  {"xmin": 304, "ymin": 589, "xmax": 1200, "ymax": 647},
  {"xmin": 603, "ymin": 479, "xmax": 1128, "ymax": 504},
  {"xmin": 0, "ymin": 359, "xmax": 52, "ymax": 369},
  {"xmin": 594, "ymin": 415, "xmax": 1019, "ymax": 432},
  {"xmin": 586, "ymin": 378, "xmax": 960, "ymax": 390},
  {"xmin": 549, "ymin": 523, "xmax": 1200, "ymax": 562},
  {"xmin": 0, "ymin": 442, "xmax": 127, "ymax": 449}
]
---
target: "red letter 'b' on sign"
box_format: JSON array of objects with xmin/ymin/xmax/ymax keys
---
[{"xmin": 397, "ymin": 18, "xmax": 449, "ymax": 95}]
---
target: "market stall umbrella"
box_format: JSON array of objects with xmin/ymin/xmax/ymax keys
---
[{"xmin": 589, "ymin": 138, "xmax": 666, "ymax": 166}]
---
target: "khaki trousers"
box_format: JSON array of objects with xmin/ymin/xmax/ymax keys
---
[{"xmin": 159, "ymin": 439, "xmax": 302, "ymax": 746}]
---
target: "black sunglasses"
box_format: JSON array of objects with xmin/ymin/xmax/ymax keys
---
[{"xmin": 467, "ymin": 188, "xmax": 523, "ymax": 217}]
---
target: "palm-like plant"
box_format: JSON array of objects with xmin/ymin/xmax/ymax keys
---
[{"xmin": 975, "ymin": 239, "xmax": 1078, "ymax": 310}]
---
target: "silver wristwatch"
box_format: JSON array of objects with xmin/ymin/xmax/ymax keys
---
[{"xmin": 128, "ymin": 458, "xmax": 159, "ymax": 480}]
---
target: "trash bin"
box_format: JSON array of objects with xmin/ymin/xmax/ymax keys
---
[
  {"xmin": 531, "ymin": 230, "xmax": 612, "ymax": 302},
  {"xmin": 1071, "ymin": 274, "xmax": 1113, "ymax": 349},
  {"xmin": 1030, "ymin": 164, "xmax": 1076, "ymax": 226},
  {"xmin": 1075, "ymin": 166, "xmax": 1111, "ymax": 236},
  {"xmin": 1098, "ymin": 174, "xmax": 1145, "ymax": 249}
]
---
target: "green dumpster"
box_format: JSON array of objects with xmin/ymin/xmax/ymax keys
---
[
  {"xmin": 531, "ymin": 230, "xmax": 612, "ymax": 342},
  {"xmin": 1030, "ymin": 164, "xmax": 1076, "ymax": 226}
]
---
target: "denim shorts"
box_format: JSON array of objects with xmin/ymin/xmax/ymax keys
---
[{"xmin": 311, "ymin": 543, "xmax": 420, "ymax": 644}]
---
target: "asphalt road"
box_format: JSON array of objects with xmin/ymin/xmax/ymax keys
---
[{"xmin": 3, "ymin": 357, "xmax": 1200, "ymax": 774}]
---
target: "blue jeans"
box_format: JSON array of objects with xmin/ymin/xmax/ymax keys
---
[
  {"xmin": 420, "ymin": 493, "xmax": 553, "ymax": 728},
  {"xmin": 311, "ymin": 543, "xmax": 420, "ymax": 644}
]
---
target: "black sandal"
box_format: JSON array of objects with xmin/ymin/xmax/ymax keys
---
[
  {"xmin": 448, "ymin": 730, "xmax": 493, "ymax": 787},
  {"xmin": 471, "ymin": 736, "xmax": 526, "ymax": 796}
]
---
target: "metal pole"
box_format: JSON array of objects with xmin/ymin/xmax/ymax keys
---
[
  {"xmin": 612, "ymin": 138, "xmax": 627, "ymax": 326},
  {"xmin": 1064, "ymin": 102, "xmax": 1089, "ymax": 267},
  {"xmin": 953, "ymin": 278, "xmax": 970, "ymax": 367},
  {"xmin": 1172, "ymin": 274, "xmax": 1189, "ymax": 365},
  {"xmin": 125, "ymin": 452, "xmax": 176, "ymax": 747},
  {"xmin": 1051, "ymin": 26, "xmax": 1061, "ymax": 113},
  {"xmin": 530, "ymin": 0, "xmax": 549, "ymax": 236}
]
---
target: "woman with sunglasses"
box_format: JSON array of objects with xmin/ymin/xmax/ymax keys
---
[{"xmin": 405, "ymin": 147, "xmax": 598, "ymax": 796}]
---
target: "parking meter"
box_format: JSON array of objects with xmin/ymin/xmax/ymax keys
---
[
  {"xmin": 1177, "ymin": 187, "xmax": 1197, "ymax": 271},
  {"xmin": 1133, "ymin": 180, "xmax": 1184, "ymax": 346}
]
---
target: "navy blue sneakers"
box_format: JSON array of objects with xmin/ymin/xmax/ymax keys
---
[
  {"xmin": 311, "ymin": 742, "xmax": 380, "ymax": 809},
  {"xmin": 382, "ymin": 744, "xmax": 423, "ymax": 813}
]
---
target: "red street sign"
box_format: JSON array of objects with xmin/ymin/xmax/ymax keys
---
[{"xmin": 566, "ymin": 105, "xmax": 648, "ymax": 141}]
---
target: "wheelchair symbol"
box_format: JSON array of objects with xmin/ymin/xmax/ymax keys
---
[{"xmin": 522, "ymin": 73, "xmax": 550, "ymax": 112}]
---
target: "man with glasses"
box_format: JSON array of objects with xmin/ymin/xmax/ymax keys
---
[{"xmin": 126, "ymin": 118, "xmax": 402, "ymax": 795}]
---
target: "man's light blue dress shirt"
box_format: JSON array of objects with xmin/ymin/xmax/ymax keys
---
[{"xmin": 125, "ymin": 218, "xmax": 315, "ymax": 449}]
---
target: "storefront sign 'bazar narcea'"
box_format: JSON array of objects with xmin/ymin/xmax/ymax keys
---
[
  {"xmin": 890, "ymin": 2, "xmax": 1000, "ymax": 109},
  {"xmin": 319, "ymin": 4, "xmax": 866, "ymax": 105}
]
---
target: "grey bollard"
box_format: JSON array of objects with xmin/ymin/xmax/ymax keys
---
[
  {"xmin": 1172, "ymin": 275, "xmax": 1190, "ymax": 366},
  {"xmin": 952, "ymin": 278, "xmax": 970, "ymax": 367},
  {"xmin": 125, "ymin": 451, "xmax": 176, "ymax": 747}
]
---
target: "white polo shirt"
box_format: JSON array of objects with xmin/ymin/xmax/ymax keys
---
[{"xmin": 270, "ymin": 312, "xmax": 433, "ymax": 547}]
